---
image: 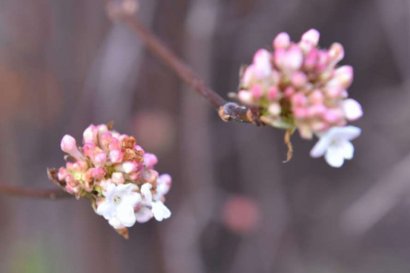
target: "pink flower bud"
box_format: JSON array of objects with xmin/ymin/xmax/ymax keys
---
[
  {"xmin": 273, "ymin": 32, "xmax": 290, "ymax": 49},
  {"xmin": 291, "ymin": 93, "xmax": 307, "ymax": 106},
  {"xmin": 92, "ymin": 152, "xmax": 107, "ymax": 166},
  {"xmin": 97, "ymin": 124, "xmax": 108, "ymax": 133},
  {"xmin": 143, "ymin": 153, "xmax": 158, "ymax": 169},
  {"xmin": 274, "ymin": 48, "xmax": 286, "ymax": 68},
  {"xmin": 276, "ymin": 45, "xmax": 303, "ymax": 71},
  {"xmin": 157, "ymin": 174, "xmax": 172, "ymax": 196},
  {"xmin": 309, "ymin": 90, "xmax": 324, "ymax": 104},
  {"xmin": 58, "ymin": 167, "xmax": 69, "ymax": 181},
  {"xmin": 82, "ymin": 143, "xmax": 95, "ymax": 157},
  {"xmin": 328, "ymin": 42, "xmax": 344, "ymax": 64},
  {"xmin": 267, "ymin": 87, "xmax": 279, "ymax": 100},
  {"xmin": 283, "ymin": 45, "xmax": 303, "ymax": 71},
  {"xmin": 304, "ymin": 49, "xmax": 319, "ymax": 69},
  {"xmin": 309, "ymin": 104, "xmax": 326, "ymax": 116},
  {"xmin": 142, "ymin": 169, "xmax": 158, "ymax": 184},
  {"xmin": 135, "ymin": 145, "xmax": 144, "ymax": 154},
  {"xmin": 331, "ymin": 65, "xmax": 353, "ymax": 89},
  {"xmin": 324, "ymin": 109, "xmax": 343, "ymax": 123},
  {"xmin": 242, "ymin": 66, "xmax": 255, "ymax": 87},
  {"xmin": 293, "ymin": 107, "xmax": 308, "ymax": 118},
  {"xmin": 325, "ymin": 86, "xmax": 343, "ymax": 98},
  {"xmin": 301, "ymin": 29, "xmax": 320, "ymax": 46},
  {"xmin": 251, "ymin": 85, "xmax": 263, "ymax": 99},
  {"xmin": 316, "ymin": 51, "xmax": 330, "ymax": 72},
  {"xmin": 99, "ymin": 131, "xmax": 114, "ymax": 150},
  {"xmin": 129, "ymin": 172, "xmax": 140, "ymax": 181},
  {"xmin": 284, "ymin": 87, "xmax": 295, "ymax": 97},
  {"xmin": 291, "ymin": 71, "xmax": 307, "ymax": 87},
  {"xmin": 109, "ymin": 149, "xmax": 123, "ymax": 163},
  {"xmin": 61, "ymin": 135, "xmax": 83, "ymax": 160},
  {"xmin": 253, "ymin": 49, "xmax": 272, "ymax": 78},
  {"xmin": 83, "ymin": 125, "xmax": 98, "ymax": 144},
  {"xmin": 88, "ymin": 167, "xmax": 106, "ymax": 180}
]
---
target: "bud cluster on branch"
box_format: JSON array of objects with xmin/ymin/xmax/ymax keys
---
[
  {"xmin": 51, "ymin": 124, "xmax": 172, "ymax": 238},
  {"xmin": 236, "ymin": 29, "xmax": 363, "ymax": 167}
]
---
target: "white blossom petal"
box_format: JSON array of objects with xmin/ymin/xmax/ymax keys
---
[
  {"xmin": 108, "ymin": 217, "xmax": 123, "ymax": 229},
  {"xmin": 117, "ymin": 204, "xmax": 137, "ymax": 227},
  {"xmin": 325, "ymin": 146, "xmax": 345, "ymax": 168},
  {"xmin": 335, "ymin": 126, "xmax": 361, "ymax": 141},
  {"xmin": 343, "ymin": 99, "xmax": 363, "ymax": 120},
  {"xmin": 141, "ymin": 183, "xmax": 153, "ymax": 202},
  {"xmin": 135, "ymin": 207, "xmax": 153, "ymax": 223},
  {"xmin": 96, "ymin": 202, "xmax": 115, "ymax": 218},
  {"xmin": 152, "ymin": 201, "xmax": 171, "ymax": 221},
  {"xmin": 310, "ymin": 136, "xmax": 332, "ymax": 158},
  {"xmin": 340, "ymin": 141, "xmax": 354, "ymax": 160}
]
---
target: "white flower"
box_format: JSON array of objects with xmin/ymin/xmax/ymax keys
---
[
  {"xmin": 310, "ymin": 126, "xmax": 361, "ymax": 168},
  {"xmin": 140, "ymin": 182, "xmax": 171, "ymax": 222},
  {"xmin": 96, "ymin": 183, "xmax": 141, "ymax": 229}
]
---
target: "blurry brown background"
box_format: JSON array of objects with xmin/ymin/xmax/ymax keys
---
[{"xmin": 0, "ymin": 0, "xmax": 408, "ymax": 272}]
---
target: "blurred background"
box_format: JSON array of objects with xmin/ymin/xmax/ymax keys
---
[{"xmin": 0, "ymin": 0, "xmax": 408, "ymax": 272}]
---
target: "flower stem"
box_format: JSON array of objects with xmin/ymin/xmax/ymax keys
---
[{"xmin": 106, "ymin": 1, "xmax": 262, "ymax": 124}]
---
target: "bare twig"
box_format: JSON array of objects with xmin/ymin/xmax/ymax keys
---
[{"xmin": 106, "ymin": 0, "xmax": 263, "ymax": 124}]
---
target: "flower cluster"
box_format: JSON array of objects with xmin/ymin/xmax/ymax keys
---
[
  {"xmin": 237, "ymin": 29, "xmax": 362, "ymax": 167},
  {"xmin": 55, "ymin": 124, "xmax": 171, "ymax": 236}
]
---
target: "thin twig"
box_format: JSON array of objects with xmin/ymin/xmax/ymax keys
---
[
  {"xmin": 106, "ymin": 1, "xmax": 262, "ymax": 124},
  {"xmin": 0, "ymin": 185, "xmax": 69, "ymax": 199}
]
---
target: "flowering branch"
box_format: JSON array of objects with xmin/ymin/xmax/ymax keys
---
[{"xmin": 106, "ymin": 0, "xmax": 263, "ymax": 125}]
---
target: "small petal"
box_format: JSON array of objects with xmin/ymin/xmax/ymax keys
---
[
  {"xmin": 135, "ymin": 207, "xmax": 153, "ymax": 223},
  {"xmin": 343, "ymin": 99, "xmax": 363, "ymax": 120},
  {"xmin": 334, "ymin": 126, "xmax": 361, "ymax": 141},
  {"xmin": 325, "ymin": 145, "xmax": 345, "ymax": 168},
  {"xmin": 152, "ymin": 201, "xmax": 171, "ymax": 221},
  {"xmin": 141, "ymin": 183, "xmax": 153, "ymax": 202},
  {"xmin": 117, "ymin": 204, "xmax": 137, "ymax": 227},
  {"xmin": 340, "ymin": 140, "xmax": 354, "ymax": 160},
  {"xmin": 310, "ymin": 136, "xmax": 331, "ymax": 158}
]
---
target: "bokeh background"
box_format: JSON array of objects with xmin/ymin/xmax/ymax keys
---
[{"xmin": 0, "ymin": 0, "xmax": 408, "ymax": 272}]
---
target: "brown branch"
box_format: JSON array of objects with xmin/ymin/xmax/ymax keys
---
[
  {"xmin": 0, "ymin": 185, "xmax": 70, "ymax": 199},
  {"xmin": 106, "ymin": 0, "xmax": 262, "ymax": 125}
]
